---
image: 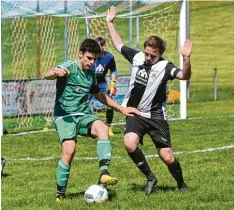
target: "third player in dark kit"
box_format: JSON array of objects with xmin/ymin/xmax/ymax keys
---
[
  {"xmin": 106, "ymin": 6, "xmax": 192, "ymax": 195},
  {"xmin": 91, "ymin": 37, "xmax": 118, "ymax": 136}
]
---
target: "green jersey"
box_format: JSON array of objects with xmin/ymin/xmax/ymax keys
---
[{"xmin": 54, "ymin": 60, "xmax": 97, "ymax": 116}]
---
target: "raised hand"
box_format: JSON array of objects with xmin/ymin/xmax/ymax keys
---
[
  {"xmin": 106, "ymin": 6, "xmax": 117, "ymax": 23},
  {"xmin": 180, "ymin": 39, "xmax": 192, "ymax": 57}
]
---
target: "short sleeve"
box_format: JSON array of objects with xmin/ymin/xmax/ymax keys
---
[
  {"xmin": 53, "ymin": 60, "xmax": 73, "ymax": 74},
  {"xmin": 165, "ymin": 62, "xmax": 181, "ymax": 80},
  {"xmin": 121, "ymin": 45, "xmax": 140, "ymax": 64},
  {"xmin": 108, "ymin": 57, "xmax": 117, "ymax": 75}
]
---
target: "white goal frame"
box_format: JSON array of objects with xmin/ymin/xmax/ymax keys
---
[{"xmin": 179, "ymin": 0, "xmax": 190, "ymax": 120}]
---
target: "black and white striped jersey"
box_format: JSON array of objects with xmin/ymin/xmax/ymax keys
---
[{"xmin": 121, "ymin": 45, "xmax": 181, "ymax": 120}]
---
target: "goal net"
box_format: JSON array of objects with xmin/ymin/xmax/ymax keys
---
[{"xmin": 1, "ymin": 0, "xmax": 184, "ymax": 134}]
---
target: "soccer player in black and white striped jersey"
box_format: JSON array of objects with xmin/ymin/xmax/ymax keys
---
[{"xmin": 106, "ymin": 6, "xmax": 192, "ymax": 195}]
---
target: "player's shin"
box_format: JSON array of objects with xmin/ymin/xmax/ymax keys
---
[
  {"xmin": 167, "ymin": 158, "xmax": 185, "ymax": 187},
  {"xmin": 97, "ymin": 139, "xmax": 112, "ymax": 172},
  {"xmin": 97, "ymin": 139, "xmax": 118, "ymax": 185},
  {"xmin": 127, "ymin": 147, "xmax": 155, "ymax": 180},
  {"xmin": 56, "ymin": 159, "xmax": 71, "ymax": 196}
]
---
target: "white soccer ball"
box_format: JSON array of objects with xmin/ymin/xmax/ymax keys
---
[{"xmin": 84, "ymin": 184, "xmax": 108, "ymax": 203}]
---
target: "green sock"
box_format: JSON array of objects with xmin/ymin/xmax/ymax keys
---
[
  {"xmin": 56, "ymin": 159, "xmax": 71, "ymax": 195},
  {"xmin": 97, "ymin": 139, "xmax": 112, "ymax": 172}
]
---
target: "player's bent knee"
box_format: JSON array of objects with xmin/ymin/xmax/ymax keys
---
[
  {"xmin": 91, "ymin": 120, "xmax": 109, "ymax": 138},
  {"xmin": 124, "ymin": 141, "xmax": 138, "ymax": 153},
  {"xmin": 62, "ymin": 151, "xmax": 75, "ymax": 164},
  {"xmin": 62, "ymin": 147, "xmax": 76, "ymax": 159},
  {"xmin": 124, "ymin": 145, "xmax": 136, "ymax": 153},
  {"xmin": 160, "ymin": 155, "xmax": 175, "ymax": 165},
  {"xmin": 62, "ymin": 140, "xmax": 76, "ymax": 163},
  {"xmin": 124, "ymin": 134, "xmax": 139, "ymax": 152}
]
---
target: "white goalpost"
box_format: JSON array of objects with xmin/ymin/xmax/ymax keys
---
[
  {"xmin": 179, "ymin": 0, "xmax": 189, "ymax": 119},
  {"xmin": 0, "ymin": 0, "xmax": 189, "ymax": 134}
]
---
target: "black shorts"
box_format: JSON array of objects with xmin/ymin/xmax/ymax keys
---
[{"xmin": 124, "ymin": 115, "xmax": 171, "ymax": 148}]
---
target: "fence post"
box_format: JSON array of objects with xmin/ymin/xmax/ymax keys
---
[
  {"xmin": 136, "ymin": 15, "xmax": 140, "ymax": 50},
  {"xmin": 64, "ymin": 0, "xmax": 68, "ymax": 60},
  {"xmin": 84, "ymin": 3, "xmax": 90, "ymax": 38},
  {"xmin": 36, "ymin": 0, "xmax": 41, "ymax": 78},
  {"xmin": 214, "ymin": 68, "xmax": 217, "ymax": 101},
  {"xmin": 129, "ymin": 0, "xmax": 133, "ymax": 74}
]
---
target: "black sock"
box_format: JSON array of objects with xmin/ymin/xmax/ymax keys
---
[
  {"xmin": 167, "ymin": 159, "xmax": 184, "ymax": 186},
  {"xmin": 128, "ymin": 147, "xmax": 155, "ymax": 180},
  {"xmin": 57, "ymin": 184, "xmax": 66, "ymax": 196},
  {"xmin": 106, "ymin": 109, "xmax": 114, "ymax": 126}
]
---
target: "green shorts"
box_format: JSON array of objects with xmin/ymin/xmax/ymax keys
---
[{"xmin": 54, "ymin": 113, "xmax": 100, "ymax": 143}]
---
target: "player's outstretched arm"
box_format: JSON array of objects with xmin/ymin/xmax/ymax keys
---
[
  {"xmin": 44, "ymin": 67, "xmax": 70, "ymax": 80},
  {"xmin": 93, "ymin": 92, "xmax": 140, "ymax": 116},
  {"xmin": 106, "ymin": 6, "xmax": 124, "ymax": 53},
  {"xmin": 176, "ymin": 39, "xmax": 192, "ymax": 80}
]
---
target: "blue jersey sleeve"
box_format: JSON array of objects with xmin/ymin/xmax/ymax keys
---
[{"xmin": 107, "ymin": 57, "xmax": 117, "ymax": 75}]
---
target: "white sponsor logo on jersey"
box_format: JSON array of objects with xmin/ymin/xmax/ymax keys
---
[
  {"xmin": 95, "ymin": 64, "xmax": 104, "ymax": 74},
  {"xmin": 137, "ymin": 69, "xmax": 148, "ymax": 79}
]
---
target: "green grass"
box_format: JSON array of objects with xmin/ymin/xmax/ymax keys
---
[
  {"xmin": 1, "ymin": 100, "xmax": 234, "ymax": 210},
  {"xmin": 189, "ymin": 1, "xmax": 234, "ymax": 102}
]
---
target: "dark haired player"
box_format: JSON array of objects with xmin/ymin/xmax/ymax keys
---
[
  {"xmin": 44, "ymin": 38, "xmax": 139, "ymax": 202},
  {"xmin": 106, "ymin": 6, "xmax": 192, "ymax": 195}
]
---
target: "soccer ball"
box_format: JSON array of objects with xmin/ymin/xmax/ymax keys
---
[{"xmin": 84, "ymin": 184, "xmax": 108, "ymax": 203}]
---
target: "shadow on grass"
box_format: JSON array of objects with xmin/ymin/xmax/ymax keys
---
[
  {"xmin": 106, "ymin": 189, "xmax": 117, "ymax": 201},
  {"xmin": 1, "ymin": 173, "xmax": 10, "ymax": 178},
  {"xmin": 131, "ymin": 183, "xmax": 176, "ymax": 193},
  {"xmin": 67, "ymin": 191, "xmax": 85, "ymax": 199}
]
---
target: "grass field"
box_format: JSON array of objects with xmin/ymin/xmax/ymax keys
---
[
  {"xmin": 1, "ymin": 2, "xmax": 234, "ymax": 209},
  {"xmin": 1, "ymin": 100, "xmax": 234, "ymax": 210}
]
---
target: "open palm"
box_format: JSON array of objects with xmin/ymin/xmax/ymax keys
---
[
  {"xmin": 106, "ymin": 6, "xmax": 117, "ymax": 23},
  {"xmin": 180, "ymin": 39, "xmax": 192, "ymax": 57}
]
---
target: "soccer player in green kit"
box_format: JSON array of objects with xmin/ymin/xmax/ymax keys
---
[{"xmin": 44, "ymin": 39, "xmax": 139, "ymax": 202}]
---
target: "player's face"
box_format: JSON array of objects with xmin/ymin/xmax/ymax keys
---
[
  {"xmin": 97, "ymin": 42, "xmax": 105, "ymax": 57},
  {"xmin": 79, "ymin": 51, "xmax": 97, "ymax": 70},
  {"xmin": 98, "ymin": 42, "xmax": 105, "ymax": 52},
  {"xmin": 144, "ymin": 46, "xmax": 160, "ymax": 65}
]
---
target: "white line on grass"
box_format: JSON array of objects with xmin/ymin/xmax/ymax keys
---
[
  {"xmin": 8, "ymin": 144, "xmax": 234, "ymax": 161},
  {"xmin": 6, "ymin": 115, "xmax": 234, "ymax": 136},
  {"xmin": 7, "ymin": 129, "xmax": 56, "ymax": 136}
]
